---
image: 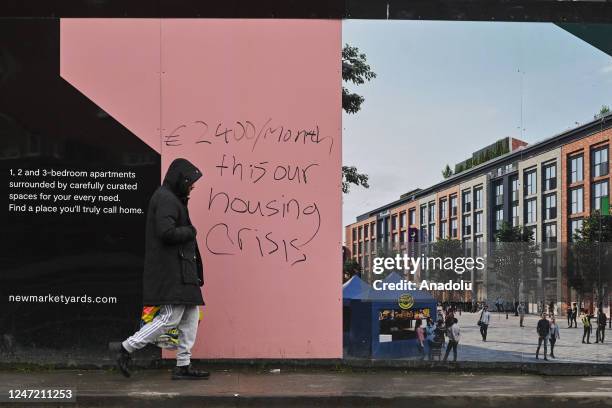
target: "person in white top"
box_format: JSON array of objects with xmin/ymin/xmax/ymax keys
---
[
  {"xmin": 443, "ymin": 318, "xmax": 461, "ymax": 362},
  {"xmin": 478, "ymin": 305, "xmax": 491, "ymax": 341}
]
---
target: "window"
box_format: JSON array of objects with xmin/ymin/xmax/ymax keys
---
[
  {"xmin": 526, "ymin": 226, "xmax": 536, "ymax": 242},
  {"xmin": 364, "ymin": 224, "xmax": 369, "ymax": 238},
  {"xmin": 409, "ymin": 209, "xmax": 416, "ymax": 225},
  {"xmin": 495, "ymin": 208, "xmax": 504, "ymax": 230},
  {"xmin": 525, "ymin": 199, "xmax": 537, "ymax": 224},
  {"xmin": 462, "ymin": 190, "xmax": 471, "ymax": 213},
  {"xmin": 440, "ymin": 199, "xmax": 448, "ymax": 219},
  {"xmin": 463, "ymin": 215, "xmax": 471, "ymax": 236},
  {"xmin": 451, "ymin": 219, "xmax": 458, "ymax": 238},
  {"xmin": 495, "ymin": 183, "xmax": 504, "ymax": 206},
  {"xmin": 592, "ymin": 180, "xmax": 609, "ymax": 212},
  {"xmin": 512, "ymin": 204, "xmax": 519, "ymax": 227},
  {"xmin": 544, "ymin": 223, "xmax": 557, "ymax": 244},
  {"xmin": 511, "ymin": 177, "xmax": 519, "ymax": 202},
  {"xmin": 525, "ymin": 170, "xmax": 537, "ymax": 196},
  {"xmin": 400, "ymin": 230, "xmax": 405, "ymax": 244},
  {"xmin": 420, "ymin": 205, "xmax": 427, "ymax": 225},
  {"xmin": 440, "ymin": 221, "xmax": 448, "ymax": 239},
  {"xmin": 592, "ymin": 146, "xmax": 609, "ymax": 178},
  {"xmin": 352, "ymin": 228, "xmax": 357, "ymax": 241},
  {"xmin": 429, "ymin": 203, "xmax": 436, "ymax": 223},
  {"xmin": 543, "ymin": 164, "xmax": 557, "ymax": 191},
  {"xmin": 474, "ymin": 188, "xmax": 483, "ymax": 210},
  {"xmin": 391, "ymin": 215, "xmax": 397, "ymax": 230},
  {"xmin": 570, "ymin": 187, "xmax": 583, "ymax": 214},
  {"xmin": 570, "ymin": 219, "xmax": 583, "ymax": 242},
  {"xmin": 428, "ymin": 224, "xmax": 436, "ymax": 242},
  {"xmin": 543, "ymin": 252, "xmax": 557, "ymax": 278},
  {"xmin": 450, "ymin": 195, "xmax": 458, "ymax": 216},
  {"xmin": 544, "ymin": 194, "xmax": 557, "ymax": 220},
  {"xmin": 400, "ymin": 212, "xmax": 406, "ymax": 228},
  {"xmin": 475, "ymin": 212, "xmax": 483, "ymax": 234},
  {"xmin": 358, "ymin": 227, "xmax": 362, "ymax": 240},
  {"xmin": 569, "ymin": 155, "xmax": 583, "ymax": 183},
  {"xmin": 352, "ymin": 243, "xmax": 357, "ymax": 256}
]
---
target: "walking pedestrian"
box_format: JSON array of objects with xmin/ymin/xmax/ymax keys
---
[
  {"xmin": 415, "ymin": 319, "xmax": 425, "ymax": 360},
  {"xmin": 517, "ymin": 302, "xmax": 526, "ymax": 327},
  {"xmin": 549, "ymin": 317, "xmax": 560, "ymax": 358},
  {"xmin": 443, "ymin": 318, "xmax": 460, "ymax": 362},
  {"xmin": 535, "ymin": 314, "xmax": 549, "ymax": 361},
  {"xmin": 478, "ymin": 305, "xmax": 491, "ymax": 341},
  {"xmin": 566, "ymin": 303, "xmax": 572, "ymax": 328},
  {"xmin": 425, "ymin": 317, "xmax": 436, "ymax": 360},
  {"xmin": 571, "ymin": 304, "xmax": 578, "ymax": 328},
  {"xmin": 581, "ymin": 310, "xmax": 591, "ymax": 344},
  {"xmin": 596, "ymin": 309, "xmax": 607, "ymax": 343},
  {"xmin": 115, "ymin": 158, "xmax": 209, "ymax": 380}
]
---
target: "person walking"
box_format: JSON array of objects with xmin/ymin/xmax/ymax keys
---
[
  {"xmin": 566, "ymin": 303, "xmax": 572, "ymax": 328},
  {"xmin": 517, "ymin": 302, "xmax": 526, "ymax": 328},
  {"xmin": 596, "ymin": 309, "xmax": 607, "ymax": 343},
  {"xmin": 478, "ymin": 305, "xmax": 491, "ymax": 341},
  {"xmin": 535, "ymin": 314, "xmax": 550, "ymax": 360},
  {"xmin": 571, "ymin": 304, "xmax": 578, "ymax": 328},
  {"xmin": 581, "ymin": 310, "xmax": 591, "ymax": 344},
  {"xmin": 549, "ymin": 317, "xmax": 560, "ymax": 358},
  {"xmin": 415, "ymin": 319, "xmax": 425, "ymax": 360},
  {"xmin": 443, "ymin": 318, "xmax": 460, "ymax": 362},
  {"xmin": 116, "ymin": 158, "xmax": 209, "ymax": 380},
  {"xmin": 425, "ymin": 318, "xmax": 436, "ymax": 360}
]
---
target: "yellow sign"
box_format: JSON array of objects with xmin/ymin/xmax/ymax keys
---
[{"xmin": 398, "ymin": 293, "xmax": 414, "ymax": 310}]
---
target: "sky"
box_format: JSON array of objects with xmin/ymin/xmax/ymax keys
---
[{"xmin": 342, "ymin": 20, "xmax": 612, "ymax": 236}]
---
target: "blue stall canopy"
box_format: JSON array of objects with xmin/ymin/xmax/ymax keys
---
[{"xmin": 342, "ymin": 275, "xmax": 370, "ymax": 303}]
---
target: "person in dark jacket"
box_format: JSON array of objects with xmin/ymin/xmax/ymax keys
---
[
  {"xmin": 117, "ymin": 158, "xmax": 208, "ymax": 380},
  {"xmin": 535, "ymin": 314, "xmax": 549, "ymax": 361},
  {"xmin": 596, "ymin": 309, "xmax": 607, "ymax": 343}
]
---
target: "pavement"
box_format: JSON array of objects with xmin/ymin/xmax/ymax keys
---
[
  {"xmin": 1, "ymin": 368, "xmax": 612, "ymax": 407},
  {"xmin": 452, "ymin": 311, "xmax": 612, "ymax": 364}
]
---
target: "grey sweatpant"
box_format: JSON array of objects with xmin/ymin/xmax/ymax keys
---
[{"xmin": 122, "ymin": 304, "xmax": 199, "ymax": 367}]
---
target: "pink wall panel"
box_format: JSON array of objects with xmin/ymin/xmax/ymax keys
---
[
  {"xmin": 160, "ymin": 19, "xmax": 342, "ymax": 358},
  {"xmin": 60, "ymin": 18, "xmax": 342, "ymax": 358},
  {"xmin": 60, "ymin": 19, "xmax": 162, "ymax": 153}
]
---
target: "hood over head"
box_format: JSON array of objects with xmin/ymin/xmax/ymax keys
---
[{"xmin": 163, "ymin": 158, "xmax": 202, "ymax": 199}]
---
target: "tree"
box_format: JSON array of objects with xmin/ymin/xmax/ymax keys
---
[
  {"xmin": 570, "ymin": 211, "xmax": 612, "ymax": 310},
  {"xmin": 442, "ymin": 164, "xmax": 453, "ymax": 179},
  {"xmin": 594, "ymin": 105, "xmax": 610, "ymax": 119},
  {"xmin": 343, "ymin": 258, "xmax": 362, "ymax": 283},
  {"xmin": 342, "ymin": 44, "xmax": 376, "ymax": 194},
  {"xmin": 492, "ymin": 222, "xmax": 538, "ymax": 308},
  {"xmin": 428, "ymin": 238, "xmax": 465, "ymax": 302}
]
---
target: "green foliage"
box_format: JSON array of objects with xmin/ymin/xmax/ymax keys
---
[
  {"xmin": 594, "ymin": 105, "xmax": 611, "ymax": 119},
  {"xmin": 495, "ymin": 221, "xmax": 534, "ymax": 243},
  {"xmin": 442, "ymin": 164, "xmax": 453, "ymax": 179},
  {"xmin": 342, "ymin": 165, "xmax": 369, "ymax": 194},
  {"xmin": 342, "ymin": 44, "xmax": 376, "ymax": 194},
  {"xmin": 343, "ymin": 258, "xmax": 362, "ymax": 282}
]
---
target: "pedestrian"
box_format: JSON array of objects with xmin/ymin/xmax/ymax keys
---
[
  {"xmin": 425, "ymin": 317, "xmax": 436, "ymax": 360},
  {"xmin": 571, "ymin": 304, "xmax": 578, "ymax": 328},
  {"xmin": 115, "ymin": 158, "xmax": 209, "ymax": 380},
  {"xmin": 478, "ymin": 304, "xmax": 491, "ymax": 341},
  {"xmin": 415, "ymin": 319, "xmax": 425, "ymax": 360},
  {"xmin": 517, "ymin": 302, "xmax": 526, "ymax": 328},
  {"xmin": 549, "ymin": 317, "xmax": 560, "ymax": 359},
  {"xmin": 443, "ymin": 318, "xmax": 460, "ymax": 362},
  {"xmin": 581, "ymin": 310, "xmax": 591, "ymax": 344},
  {"xmin": 596, "ymin": 309, "xmax": 607, "ymax": 343},
  {"xmin": 566, "ymin": 303, "xmax": 572, "ymax": 328},
  {"xmin": 535, "ymin": 314, "xmax": 549, "ymax": 361}
]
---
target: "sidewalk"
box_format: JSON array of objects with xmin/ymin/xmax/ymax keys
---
[{"xmin": 1, "ymin": 368, "xmax": 612, "ymax": 407}]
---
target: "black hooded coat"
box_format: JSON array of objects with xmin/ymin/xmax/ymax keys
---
[{"xmin": 142, "ymin": 158, "xmax": 204, "ymax": 305}]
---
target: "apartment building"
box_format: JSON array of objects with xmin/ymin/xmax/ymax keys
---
[{"xmin": 346, "ymin": 113, "xmax": 612, "ymax": 307}]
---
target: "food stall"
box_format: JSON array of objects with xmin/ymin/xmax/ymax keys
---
[
  {"xmin": 346, "ymin": 272, "xmax": 438, "ymax": 359},
  {"xmin": 342, "ymin": 275, "xmax": 370, "ymax": 350}
]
